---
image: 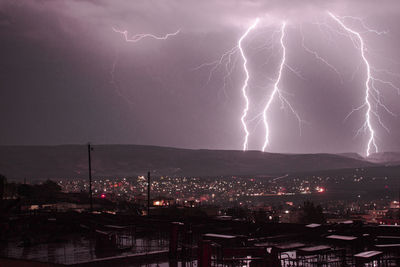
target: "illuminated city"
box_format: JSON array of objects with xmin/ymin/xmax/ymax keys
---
[{"xmin": 1, "ymin": 0, "xmax": 400, "ymax": 266}]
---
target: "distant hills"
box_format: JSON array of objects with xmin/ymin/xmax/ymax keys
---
[
  {"xmin": 366, "ymin": 152, "xmax": 400, "ymax": 165},
  {"xmin": 0, "ymin": 145, "xmax": 395, "ymax": 180},
  {"xmin": 337, "ymin": 152, "xmax": 365, "ymax": 161}
]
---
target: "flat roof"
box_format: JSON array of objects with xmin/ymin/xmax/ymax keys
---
[
  {"xmin": 299, "ymin": 245, "xmax": 331, "ymax": 253},
  {"xmin": 204, "ymin": 233, "xmax": 236, "ymax": 239},
  {"xmin": 326, "ymin": 235, "xmax": 357, "ymax": 241},
  {"xmin": 274, "ymin": 242, "xmax": 305, "ymax": 251},
  {"xmin": 354, "ymin": 250, "xmax": 382, "ymax": 258}
]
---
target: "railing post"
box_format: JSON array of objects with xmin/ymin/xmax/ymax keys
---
[
  {"xmin": 169, "ymin": 222, "xmax": 183, "ymax": 259},
  {"xmin": 198, "ymin": 240, "xmax": 212, "ymax": 267}
]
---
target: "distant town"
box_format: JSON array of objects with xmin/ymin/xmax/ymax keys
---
[
  {"xmin": 56, "ymin": 169, "xmax": 400, "ymax": 225},
  {"xmin": 2, "ymin": 164, "xmax": 398, "ymax": 226}
]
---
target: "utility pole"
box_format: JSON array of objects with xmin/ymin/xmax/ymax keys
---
[
  {"xmin": 147, "ymin": 171, "xmax": 151, "ymax": 216},
  {"xmin": 88, "ymin": 143, "xmax": 93, "ymax": 212}
]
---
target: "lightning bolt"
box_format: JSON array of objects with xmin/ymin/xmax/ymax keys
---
[
  {"xmin": 110, "ymin": 27, "xmax": 180, "ymax": 104},
  {"xmin": 192, "ymin": 46, "xmax": 239, "ymax": 99},
  {"xmin": 109, "ymin": 49, "xmax": 135, "ymax": 105},
  {"xmin": 261, "ymin": 22, "xmax": 304, "ymax": 152},
  {"xmin": 328, "ymin": 12, "xmax": 397, "ymax": 156},
  {"xmin": 239, "ymin": 18, "xmax": 260, "ymax": 151},
  {"xmin": 340, "ymin": 15, "xmax": 389, "ymax": 35},
  {"xmin": 300, "ymin": 26, "xmax": 343, "ymax": 83},
  {"xmin": 192, "ymin": 28, "xmax": 281, "ymax": 101},
  {"xmin": 261, "ymin": 22, "xmax": 287, "ymax": 152},
  {"xmin": 112, "ymin": 28, "xmax": 180, "ymax": 42},
  {"xmin": 110, "ymin": 16, "xmax": 397, "ymax": 155}
]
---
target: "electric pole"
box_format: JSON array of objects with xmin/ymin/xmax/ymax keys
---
[
  {"xmin": 147, "ymin": 171, "xmax": 151, "ymax": 216},
  {"xmin": 88, "ymin": 143, "xmax": 93, "ymax": 212}
]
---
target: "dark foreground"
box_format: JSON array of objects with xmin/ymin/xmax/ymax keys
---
[{"xmin": 1, "ymin": 212, "xmax": 400, "ymax": 266}]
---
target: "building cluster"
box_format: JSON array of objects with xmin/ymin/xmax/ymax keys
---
[
  {"xmin": 58, "ymin": 176, "xmax": 328, "ymax": 203},
  {"xmin": 56, "ymin": 172, "xmax": 399, "ymax": 225}
]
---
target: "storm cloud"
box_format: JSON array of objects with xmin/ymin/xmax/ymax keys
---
[{"xmin": 0, "ymin": 0, "xmax": 399, "ymax": 154}]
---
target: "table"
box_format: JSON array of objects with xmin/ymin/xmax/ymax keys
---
[
  {"xmin": 297, "ymin": 245, "xmax": 331, "ymax": 256},
  {"xmin": 326, "ymin": 235, "xmax": 357, "ymax": 241},
  {"xmin": 354, "ymin": 250, "xmax": 383, "ymax": 267}
]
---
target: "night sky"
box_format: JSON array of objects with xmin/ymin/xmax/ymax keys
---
[{"xmin": 0, "ymin": 0, "xmax": 399, "ymax": 155}]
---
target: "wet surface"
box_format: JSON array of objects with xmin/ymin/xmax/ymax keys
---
[{"xmin": 0, "ymin": 235, "xmax": 169, "ymax": 265}]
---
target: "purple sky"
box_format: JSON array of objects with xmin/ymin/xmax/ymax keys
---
[{"xmin": 0, "ymin": 0, "xmax": 399, "ymax": 155}]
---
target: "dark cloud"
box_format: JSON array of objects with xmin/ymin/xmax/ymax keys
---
[{"xmin": 0, "ymin": 0, "xmax": 399, "ymax": 155}]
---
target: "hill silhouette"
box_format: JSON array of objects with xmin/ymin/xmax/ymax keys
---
[{"xmin": 0, "ymin": 145, "xmax": 380, "ymax": 179}]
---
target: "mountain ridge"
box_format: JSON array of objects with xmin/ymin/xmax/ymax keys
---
[{"xmin": 0, "ymin": 144, "xmax": 386, "ymax": 179}]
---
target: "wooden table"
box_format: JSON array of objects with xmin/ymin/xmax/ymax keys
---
[
  {"xmin": 354, "ymin": 250, "xmax": 383, "ymax": 267},
  {"xmin": 326, "ymin": 235, "xmax": 357, "ymax": 241},
  {"xmin": 203, "ymin": 233, "xmax": 240, "ymax": 247},
  {"xmin": 273, "ymin": 242, "xmax": 306, "ymax": 253},
  {"xmin": 375, "ymin": 243, "xmax": 400, "ymax": 249},
  {"xmin": 297, "ymin": 245, "xmax": 331, "ymax": 256}
]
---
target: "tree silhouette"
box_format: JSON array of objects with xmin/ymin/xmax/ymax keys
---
[
  {"xmin": 299, "ymin": 200, "xmax": 325, "ymax": 224},
  {"xmin": 0, "ymin": 174, "xmax": 6, "ymax": 200}
]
